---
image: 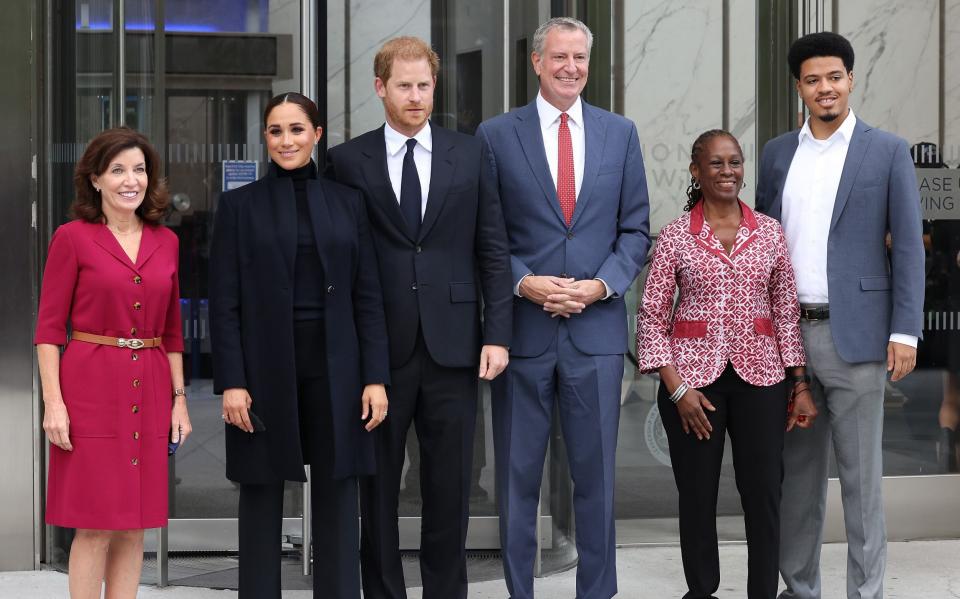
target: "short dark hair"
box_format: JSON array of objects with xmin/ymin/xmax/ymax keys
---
[
  {"xmin": 71, "ymin": 127, "xmax": 169, "ymax": 224},
  {"xmin": 262, "ymin": 92, "xmax": 322, "ymax": 129},
  {"xmin": 788, "ymin": 32, "xmax": 855, "ymax": 80}
]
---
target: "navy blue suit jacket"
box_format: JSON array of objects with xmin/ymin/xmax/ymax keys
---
[
  {"xmin": 477, "ymin": 99, "xmax": 651, "ymax": 357},
  {"xmin": 755, "ymin": 117, "xmax": 925, "ymax": 363}
]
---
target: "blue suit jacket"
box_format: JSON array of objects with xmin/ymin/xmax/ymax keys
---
[
  {"xmin": 755, "ymin": 117, "xmax": 925, "ymax": 364},
  {"xmin": 477, "ymin": 99, "xmax": 650, "ymax": 358}
]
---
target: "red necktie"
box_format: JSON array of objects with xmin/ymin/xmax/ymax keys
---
[{"xmin": 557, "ymin": 112, "xmax": 576, "ymax": 226}]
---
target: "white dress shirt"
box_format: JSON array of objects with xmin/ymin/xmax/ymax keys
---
[
  {"xmin": 781, "ymin": 109, "xmax": 916, "ymax": 348},
  {"xmin": 537, "ymin": 92, "xmax": 585, "ymax": 198},
  {"xmin": 515, "ymin": 93, "xmax": 611, "ymax": 299},
  {"xmin": 384, "ymin": 120, "xmax": 432, "ymax": 218}
]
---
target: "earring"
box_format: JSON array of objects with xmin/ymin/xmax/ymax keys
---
[
  {"xmin": 692, "ymin": 180, "xmax": 701, "ymax": 190},
  {"xmin": 741, "ymin": 181, "xmax": 746, "ymax": 189},
  {"xmin": 94, "ymin": 186, "xmax": 100, "ymax": 192}
]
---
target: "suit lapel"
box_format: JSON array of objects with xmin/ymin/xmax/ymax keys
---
[
  {"xmin": 514, "ymin": 102, "xmax": 566, "ymax": 225},
  {"xmin": 570, "ymin": 102, "xmax": 606, "ymax": 227},
  {"xmin": 305, "ymin": 179, "xmax": 330, "ymax": 274},
  {"xmin": 359, "ymin": 127, "xmax": 416, "ymax": 243},
  {"xmin": 420, "ymin": 123, "xmax": 455, "ymax": 241},
  {"xmin": 266, "ymin": 172, "xmax": 297, "ymax": 284},
  {"xmin": 830, "ymin": 119, "xmax": 872, "ymax": 231},
  {"xmin": 768, "ymin": 134, "xmax": 800, "ymax": 220}
]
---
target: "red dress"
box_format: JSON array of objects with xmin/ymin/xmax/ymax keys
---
[{"xmin": 35, "ymin": 220, "xmax": 183, "ymax": 529}]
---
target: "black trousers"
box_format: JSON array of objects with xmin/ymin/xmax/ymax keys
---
[
  {"xmin": 659, "ymin": 363, "xmax": 788, "ymax": 599},
  {"xmin": 360, "ymin": 331, "xmax": 477, "ymax": 599},
  {"xmin": 238, "ymin": 320, "xmax": 360, "ymax": 599}
]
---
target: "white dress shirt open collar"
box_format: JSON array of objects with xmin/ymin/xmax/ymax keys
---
[
  {"xmin": 782, "ymin": 109, "xmax": 856, "ymax": 305},
  {"xmin": 797, "ymin": 107, "xmax": 856, "ymax": 146}
]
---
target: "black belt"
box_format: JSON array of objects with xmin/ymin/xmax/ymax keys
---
[{"xmin": 800, "ymin": 306, "xmax": 830, "ymax": 320}]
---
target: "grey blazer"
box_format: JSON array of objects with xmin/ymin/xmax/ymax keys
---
[{"xmin": 755, "ymin": 117, "xmax": 924, "ymax": 364}]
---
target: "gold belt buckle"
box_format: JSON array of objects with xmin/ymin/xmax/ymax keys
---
[{"xmin": 119, "ymin": 338, "xmax": 145, "ymax": 349}]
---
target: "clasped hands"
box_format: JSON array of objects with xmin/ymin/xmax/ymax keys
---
[{"xmin": 519, "ymin": 275, "xmax": 606, "ymax": 318}]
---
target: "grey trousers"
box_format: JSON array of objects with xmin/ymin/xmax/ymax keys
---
[{"xmin": 778, "ymin": 320, "xmax": 887, "ymax": 599}]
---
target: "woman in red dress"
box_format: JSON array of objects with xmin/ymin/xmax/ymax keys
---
[
  {"xmin": 636, "ymin": 130, "xmax": 816, "ymax": 598},
  {"xmin": 35, "ymin": 128, "xmax": 192, "ymax": 599}
]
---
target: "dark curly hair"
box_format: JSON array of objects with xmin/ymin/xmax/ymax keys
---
[
  {"xmin": 71, "ymin": 127, "xmax": 169, "ymax": 224},
  {"xmin": 684, "ymin": 129, "xmax": 743, "ymax": 212},
  {"xmin": 787, "ymin": 32, "xmax": 854, "ymax": 80}
]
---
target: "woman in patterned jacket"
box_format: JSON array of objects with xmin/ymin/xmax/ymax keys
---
[{"xmin": 636, "ymin": 129, "xmax": 817, "ymax": 599}]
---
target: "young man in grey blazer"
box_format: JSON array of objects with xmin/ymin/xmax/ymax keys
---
[{"xmin": 755, "ymin": 32, "xmax": 924, "ymax": 599}]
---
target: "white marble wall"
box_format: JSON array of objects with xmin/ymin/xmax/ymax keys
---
[
  {"xmin": 622, "ymin": 0, "xmax": 755, "ymax": 234},
  {"xmin": 728, "ymin": 0, "xmax": 757, "ymax": 207},
  {"xmin": 322, "ymin": 0, "xmax": 960, "ymax": 217},
  {"xmin": 325, "ymin": 0, "xmax": 431, "ymax": 147},
  {"xmin": 946, "ymin": 0, "xmax": 960, "ymax": 167},
  {"xmin": 839, "ymin": 0, "xmax": 939, "ymax": 147}
]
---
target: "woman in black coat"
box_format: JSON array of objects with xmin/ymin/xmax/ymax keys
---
[{"xmin": 209, "ymin": 92, "xmax": 390, "ymax": 599}]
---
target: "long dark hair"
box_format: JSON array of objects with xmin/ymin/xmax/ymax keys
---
[{"xmin": 684, "ymin": 129, "xmax": 743, "ymax": 212}]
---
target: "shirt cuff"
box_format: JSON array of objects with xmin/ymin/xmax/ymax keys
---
[
  {"xmin": 595, "ymin": 278, "xmax": 614, "ymax": 300},
  {"xmin": 889, "ymin": 333, "xmax": 918, "ymax": 348},
  {"xmin": 515, "ymin": 273, "xmax": 532, "ymax": 297}
]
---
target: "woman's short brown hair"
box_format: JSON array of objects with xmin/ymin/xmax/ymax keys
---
[
  {"xmin": 71, "ymin": 127, "xmax": 169, "ymax": 224},
  {"xmin": 373, "ymin": 36, "xmax": 440, "ymax": 83}
]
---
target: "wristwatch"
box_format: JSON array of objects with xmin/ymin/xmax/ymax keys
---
[
  {"xmin": 173, "ymin": 387, "xmax": 186, "ymax": 398},
  {"xmin": 790, "ymin": 374, "xmax": 811, "ymax": 385}
]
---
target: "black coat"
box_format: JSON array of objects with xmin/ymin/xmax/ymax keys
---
[
  {"xmin": 209, "ymin": 165, "xmax": 390, "ymax": 483},
  {"xmin": 325, "ymin": 124, "xmax": 512, "ymax": 368}
]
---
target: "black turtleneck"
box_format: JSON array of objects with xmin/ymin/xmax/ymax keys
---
[{"xmin": 277, "ymin": 161, "xmax": 325, "ymax": 322}]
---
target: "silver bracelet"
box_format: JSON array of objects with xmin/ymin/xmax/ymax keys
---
[{"xmin": 669, "ymin": 382, "xmax": 689, "ymax": 404}]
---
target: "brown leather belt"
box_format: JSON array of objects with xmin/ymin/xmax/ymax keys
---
[{"xmin": 72, "ymin": 331, "xmax": 162, "ymax": 349}]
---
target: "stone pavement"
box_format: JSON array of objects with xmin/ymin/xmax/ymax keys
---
[{"xmin": 2, "ymin": 540, "xmax": 957, "ymax": 598}]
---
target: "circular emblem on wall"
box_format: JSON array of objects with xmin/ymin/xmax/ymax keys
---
[{"xmin": 644, "ymin": 403, "xmax": 672, "ymax": 467}]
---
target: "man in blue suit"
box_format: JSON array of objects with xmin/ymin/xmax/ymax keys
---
[
  {"xmin": 476, "ymin": 17, "xmax": 650, "ymax": 599},
  {"xmin": 755, "ymin": 32, "xmax": 924, "ymax": 599}
]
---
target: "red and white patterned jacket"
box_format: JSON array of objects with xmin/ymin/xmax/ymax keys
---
[{"xmin": 636, "ymin": 200, "xmax": 805, "ymax": 388}]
